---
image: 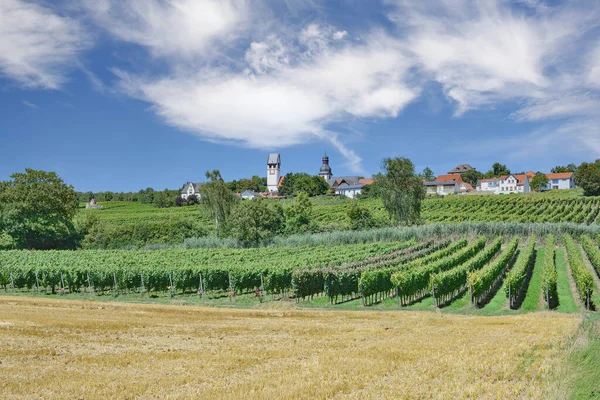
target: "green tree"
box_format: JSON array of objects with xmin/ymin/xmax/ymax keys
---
[
  {"xmin": 285, "ymin": 192, "xmax": 313, "ymax": 233},
  {"xmin": 461, "ymin": 170, "xmax": 484, "ymax": 186},
  {"xmin": 376, "ymin": 157, "xmax": 425, "ymax": 226},
  {"xmin": 530, "ymin": 173, "xmax": 549, "ymax": 191},
  {"xmin": 346, "ymin": 200, "xmax": 373, "ymax": 230},
  {"xmin": 279, "ymin": 173, "xmax": 328, "ymax": 196},
  {"xmin": 551, "ymin": 164, "xmax": 578, "ymax": 173},
  {"xmin": 575, "ymin": 160, "xmax": 600, "ymax": 196},
  {"xmin": 227, "ymin": 198, "xmax": 284, "ymax": 244},
  {"xmin": 0, "ymin": 169, "xmax": 79, "ymax": 249},
  {"xmin": 199, "ymin": 170, "xmax": 237, "ymax": 235},
  {"xmin": 422, "ymin": 167, "xmax": 435, "ymax": 181},
  {"xmin": 484, "ymin": 162, "xmax": 511, "ymax": 178}
]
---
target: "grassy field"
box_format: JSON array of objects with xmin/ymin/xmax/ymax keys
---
[{"xmin": 0, "ymin": 296, "xmax": 585, "ymax": 399}]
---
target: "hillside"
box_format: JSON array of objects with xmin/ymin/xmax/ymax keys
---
[{"xmin": 78, "ymin": 192, "xmax": 600, "ymax": 248}]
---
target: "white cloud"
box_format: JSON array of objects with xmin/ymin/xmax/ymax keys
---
[
  {"xmin": 333, "ymin": 30, "xmax": 348, "ymax": 41},
  {"xmin": 82, "ymin": 0, "xmax": 248, "ymax": 59},
  {"xmin": 512, "ymin": 93, "xmax": 600, "ymax": 121},
  {"xmin": 391, "ymin": 0, "xmax": 589, "ymax": 114},
  {"xmin": 21, "ymin": 100, "xmax": 38, "ymax": 109},
  {"xmin": 588, "ymin": 42, "xmax": 600, "ymax": 86},
  {"xmin": 115, "ymin": 27, "xmax": 416, "ymax": 172},
  {"xmin": 0, "ymin": 0, "xmax": 88, "ymax": 89}
]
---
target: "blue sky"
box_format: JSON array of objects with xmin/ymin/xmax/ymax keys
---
[{"xmin": 1, "ymin": 0, "xmax": 599, "ymax": 192}]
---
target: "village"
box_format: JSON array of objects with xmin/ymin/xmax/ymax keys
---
[{"xmin": 179, "ymin": 154, "xmax": 576, "ymax": 201}]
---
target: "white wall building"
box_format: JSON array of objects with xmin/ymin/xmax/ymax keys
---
[
  {"xmin": 335, "ymin": 183, "xmax": 364, "ymax": 199},
  {"xmin": 267, "ymin": 153, "xmax": 281, "ymax": 194},
  {"xmin": 181, "ymin": 182, "xmax": 203, "ymax": 200},
  {"xmin": 478, "ymin": 174, "xmax": 530, "ymax": 194},
  {"xmin": 541, "ymin": 172, "xmax": 575, "ymax": 190},
  {"xmin": 240, "ymin": 190, "xmax": 262, "ymax": 200},
  {"xmin": 424, "ymin": 181, "xmax": 458, "ymax": 195}
]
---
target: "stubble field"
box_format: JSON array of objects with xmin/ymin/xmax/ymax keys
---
[{"xmin": 0, "ymin": 297, "xmax": 582, "ymax": 399}]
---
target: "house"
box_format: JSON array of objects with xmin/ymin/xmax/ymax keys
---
[
  {"xmin": 424, "ymin": 180, "xmax": 459, "ymax": 195},
  {"xmin": 181, "ymin": 182, "xmax": 203, "ymax": 200},
  {"xmin": 328, "ymin": 176, "xmax": 361, "ymax": 188},
  {"xmin": 240, "ymin": 190, "xmax": 263, "ymax": 200},
  {"xmin": 541, "ymin": 172, "xmax": 575, "ymax": 191},
  {"xmin": 458, "ymin": 182, "xmax": 474, "ymax": 194},
  {"xmin": 423, "ymin": 174, "xmax": 463, "ymax": 195},
  {"xmin": 359, "ymin": 178, "xmax": 375, "ymax": 185},
  {"xmin": 85, "ymin": 198, "xmax": 102, "ymax": 209},
  {"xmin": 478, "ymin": 174, "xmax": 530, "ymax": 194},
  {"xmin": 436, "ymin": 174, "xmax": 464, "ymax": 184},
  {"xmin": 335, "ymin": 183, "xmax": 364, "ymax": 199},
  {"xmin": 447, "ymin": 164, "xmax": 476, "ymax": 175}
]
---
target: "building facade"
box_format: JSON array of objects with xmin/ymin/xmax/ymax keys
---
[
  {"xmin": 541, "ymin": 172, "xmax": 575, "ymax": 190},
  {"xmin": 478, "ymin": 174, "xmax": 530, "ymax": 194},
  {"xmin": 267, "ymin": 153, "xmax": 281, "ymax": 194},
  {"xmin": 335, "ymin": 183, "xmax": 364, "ymax": 199},
  {"xmin": 181, "ymin": 182, "xmax": 203, "ymax": 200}
]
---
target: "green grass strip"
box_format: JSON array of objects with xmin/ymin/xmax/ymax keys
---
[
  {"xmin": 555, "ymin": 248, "xmax": 580, "ymax": 313},
  {"xmin": 521, "ymin": 248, "xmax": 544, "ymax": 311}
]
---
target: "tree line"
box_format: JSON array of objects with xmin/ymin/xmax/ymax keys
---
[{"xmin": 0, "ymin": 157, "xmax": 425, "ymax": 250}]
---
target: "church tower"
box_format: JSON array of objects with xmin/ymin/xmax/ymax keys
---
[
  {"xmin": 319, "ymin": 152, "xmax": 333, "ymax": 181},
  {"xmin": 267, "ymin": 153, "xmax": 281, "ymax": 194}
]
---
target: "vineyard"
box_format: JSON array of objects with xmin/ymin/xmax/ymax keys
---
[
  {"xmin": 3, "ymin": 233, "xmax": 600, "ymax": 313},
  {"xmin": 79, "ymin": 194, "xmax": 600, "ymax": 237}
]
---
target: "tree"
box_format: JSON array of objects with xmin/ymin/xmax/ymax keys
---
[
  {"xmin": 346, "ymin": 200, "xmax": 373, "ymax": 230},
  {"xmin": 152, "ymin": 189, "xmax": 175, "ymax": 208},
  {"xmin": 0, "ymin": 169, "xmax": 79, "ymax": 249},
  {"xmin": 461, "ymin": 170, "xmax": 484, "ymax": 186},
  {"xmin": 421, "ymin": 167, "xmax": 435, "ymax": 181},
  {"xmin": 530, "ymin": 173, "xmax": 549, "ymax": 191},
  {"xmin": 575, "ymin": 160, "xmax": 600, "ymax": 196},
  {"xmin": 227, "ymin": 198, "xmax": 284, "ymax": 244},
  {"xmin": 376, "ymin": 157, "xmax": 425, "ymax": 226},
  {"xmin": 279, "ymin": 173, "xmax": 328, "ymax": 197},
  {"xmin": 199, "ymin": 170, "xmax": 237, "ymax": 236},
  {"xmin": 484, "ymin": 162, "xmax": 511, "ymax": 178},
  {"xmin": 285, "ymin": 192, "xmax": 313, "ymax": 233},
  {"xmin": 551, "ymin": 164, "xmax": 578, "ymax": 173}
]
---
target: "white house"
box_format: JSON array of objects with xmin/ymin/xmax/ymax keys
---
[
  {"xmin": 181, "ymin": 182, "xmax": 203, "ymax": 200},
  {"xmin": 267, "ymin": 153, "xmax": 281, "ymax": 194},
  {"xmin": 240, "ymin": 190, "xmax": 262, "ymax": 200},
  {"xmin": 541, "ymin": 172, "xmax": 575, "ymax": 191},
  {"xmin": 336, "ymin": 183, "xmax": 364, "ymax": 199},
  {"xmin": 423, "ymin": 174, "xmax": 464, "ymax": 196},
  {"xmin": 424, "ymin": 180, "xmax": 459, "ymax": 195},
  {"xmin": 478, "ymin": 174, "xmax": 530, "ymax": 194}
]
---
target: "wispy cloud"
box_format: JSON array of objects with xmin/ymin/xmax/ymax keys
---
[
  {"xmin": 21, "ymin": 100, "xmax": 38, "ymax": 109},
  {"xmin": 0, "ymin": 0, "xmax": 89, "ymax": 89}
]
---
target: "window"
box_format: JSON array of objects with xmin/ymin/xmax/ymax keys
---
[{"xmin": 552, "ymin": 179, "xmax": 558, "ymax": 184}]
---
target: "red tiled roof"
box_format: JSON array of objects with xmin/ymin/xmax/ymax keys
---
[
  {"xmin": 525, "ymin": 171, "xmax": 535, "ymax": 179},
  {"xmin": 461, "ymin": 183, "xmax": 474, "ymax": 191},
  {"xmin": 359, "ymin": 178, "xmax": 375, "ymax": 185},
  {"xmin": 435, "ymin": 174, "xmax": 463, "ymax": 184},
  {"xmin": 278, "ymin": 176, "xmax": 285, "ymax": 187},
  {"xmin": 546, "ymin": 172, "xmax": 574, "ymax": 180}
]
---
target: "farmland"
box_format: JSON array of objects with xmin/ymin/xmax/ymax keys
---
[
  {"xmin": 80, "ymin": 192, "xmax": 600, "ymax": 236},
  {"xmin": 3, "ymin": 233, "xmax": 600, "ymax": 315},
  {"xmin": 0, "ymin": 296, "xmax": 584, "ymax": 399}
]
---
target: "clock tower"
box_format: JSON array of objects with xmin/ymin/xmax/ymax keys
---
[{"xmin": 267, "ymin": 153, "xmax": 281, "ymax": 194}]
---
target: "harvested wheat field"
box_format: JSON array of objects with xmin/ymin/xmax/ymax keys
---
[{"xmin": 0, "ymin": 297, "xmax": 581, "ymax": 399}]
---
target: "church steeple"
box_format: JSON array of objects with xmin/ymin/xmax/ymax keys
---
[{"xmin": 319, "ymin": 152, "xmax": 332, "ymax": 181}]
